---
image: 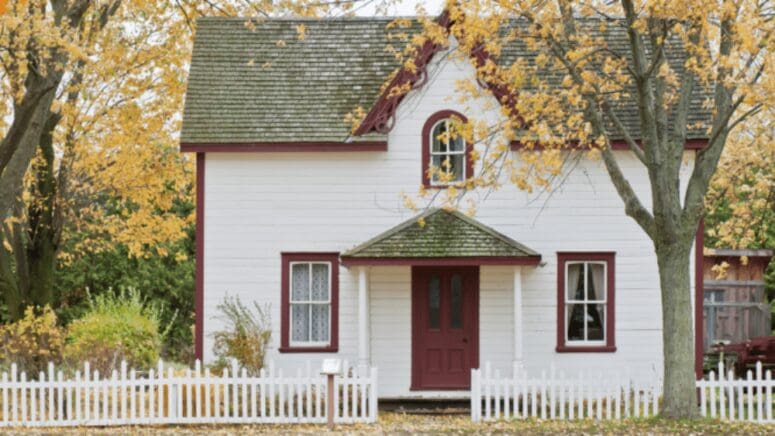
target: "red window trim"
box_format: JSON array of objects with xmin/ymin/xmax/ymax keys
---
[
  {"xmin": 279, "ymin": 252, "xmax": 339, "ymax": 353},
  {"xmin": 421, "ymin": 110, "xmax": 474, "ymax": 188},
  {"xmin": 556, "ymin": 252, "xmax": 616, "ymax": 353}
]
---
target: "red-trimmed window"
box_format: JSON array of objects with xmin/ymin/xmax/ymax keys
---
[
  {"xmin": 280, "ymin": 253, "xmax": 339, "ymax": 353},
  {"xmin": 422, "ymin": 110, "xmax": 473, "ymax": 187},
  {"xmin": 556, "ymin": 252, "xmax": 616, "ymax": 353}
]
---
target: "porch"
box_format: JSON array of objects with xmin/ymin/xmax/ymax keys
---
[{"xmin": 339, "ymin": 209, "xmax": 541, "ymax": 398}]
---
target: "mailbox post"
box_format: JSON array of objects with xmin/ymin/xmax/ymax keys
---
[{"xmin": 320, "ymin": 359, "xmax": 342, "ymax": 429}]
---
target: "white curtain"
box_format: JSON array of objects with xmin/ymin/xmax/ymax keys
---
[
  {"xmin": 587, "ymin": 264, "xmax": 606, "ymax": 339},
  {"xmin": 566, "ymin": 264, "xmax": 582, "ymax": 339},
  {"xmin": 310, "ymin": 264, "xmax": 330, "ymax": 342}
]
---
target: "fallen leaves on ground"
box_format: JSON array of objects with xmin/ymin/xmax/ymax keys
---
[{"xmin": 4, "ymin": 412, "xmax": 775, "ymax": 435}]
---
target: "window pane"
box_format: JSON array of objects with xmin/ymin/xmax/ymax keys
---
[
  {"xmin": 566, "ymin": 263, "xmax": 584, "ymax": 301},
  {"xmin": 449, "ymin": 134, "xmax": 465, "ymax": 152},
  {"xmin": 450, "ymin": 274, "xmax": 463, "ymax": 329},
  {"xmin": 310, "ymin": 304, "xmax": 329, "ymax": 342},
  {"xmin": 431, "ymin": 155, "xmax": 442, "ymax": 183},
  {"xmin": 291, "ymin": 303, "xmax": 310, "ymax": 342},
  {"xmin": 431, "ymin": 121, "xmax": 447, "ymax": 152},
  {"xmin": 291, "ymin": 264, "xmax": 310, "ymax": 301},
  {"xmin": 449, "ymin": 154, "xmax": 464, "ymax": 181},
  {"xmin": 428, "ymin": 274, "xmax": 440, "ymax": 329},
  {"xmin": 587, "ymin": 304, "xmax": 605, "ymax": 340},
  {"xmin": 587, "ymin": 263, "xmax": 605, "ymax": 301},
  {"xmin": 567, "ymin": 304, "xmax": 585, "ymax": 341},
  {"xmin": 311, "ymin": 264, "xmax": 329, "ymax": 300}
]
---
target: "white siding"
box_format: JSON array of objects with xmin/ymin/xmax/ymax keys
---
[{"xmin": 202, "ymin": 42, "xmax": 697, "ymax": 397}]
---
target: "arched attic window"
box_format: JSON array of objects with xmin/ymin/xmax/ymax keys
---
[{"xmin": 421, "ymin": 110, "xmax": 473, "ymax": 187}]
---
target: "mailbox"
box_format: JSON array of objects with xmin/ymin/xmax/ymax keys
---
[{"xmin": 320, "ymin": 358, "xmax": 342, "ymax": 376}]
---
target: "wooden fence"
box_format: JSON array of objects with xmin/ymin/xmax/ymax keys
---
[
  {"xmin": 471, "ymin": 362, "xmax": 661, "ymax": 422},
  {"xmin": 0, "ymin": 360, "xmax": 377, "ymax": 427},
  {"xmin": 697, "ymin": 360, "xmax": 774, "ymax": 422},
  {"xmin": 472, "ymin": 361, "xmax": 775, "ymax": 423}
]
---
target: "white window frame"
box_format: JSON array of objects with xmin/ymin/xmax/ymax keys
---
[
  {"xmin": 429, "ymin": 118, "xmax": 466, "ymax": 186},
  {"xmin": 289, "ymin": 261, "xmax": 332, "ymax": 347},
  {"xmin": 564, "ymin": 260, "xmax": 607, "ymax": 346}
]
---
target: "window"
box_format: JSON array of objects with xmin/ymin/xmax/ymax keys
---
[
  {"xmin": 421, "ymin": 110, "xmax": 473, "ymax": 187},
  {"xmin": 556, "ymin": 252, "xmax": 616, "ymax": 352},
  {"xmin": 280, "ymin": 253, "xmax": 339, "ymax": 352}
]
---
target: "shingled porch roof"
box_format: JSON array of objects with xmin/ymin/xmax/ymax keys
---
[{"xmin": 340, "ymin": 208, "xmax": 541, "ymax": 266}]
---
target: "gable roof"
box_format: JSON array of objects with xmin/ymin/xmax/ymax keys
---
[
  {"xmin": 181, "ymin": 15, "xmax": 712, "ymax": 148},
  {"xmin": 340, "ymin": 208, "xmax": 541, "ymax": 263}
]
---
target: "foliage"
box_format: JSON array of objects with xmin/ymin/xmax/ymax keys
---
[
  {"xmin": 211, "ymin": 295, "xmax": 272, "ymax": 376},
  {"xmin": 0, "ymin": 306, "xmax": 64, "ymax": 375},
  {"xmin": 705, "ymin": 112, "xmax": 774, "ymax": 252},
  {"xmin": 63, "ymin": 289, "xmax": 170, "ymax": 374},
  {"xmin": 55, "ymin": 201, "xmax": 195, "ymax": 362}
]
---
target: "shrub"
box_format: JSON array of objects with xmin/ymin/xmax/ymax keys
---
[
  {"xmin": 64, "ymin": 288, "xmax": 172, "ymax": 374},
  {"xmin": 0, "ymin": 306, "xmax": 64, "ymax": 375},
  {"xmin": 211, "ymin": 295, "xmax": 271, "ymax": 376}
]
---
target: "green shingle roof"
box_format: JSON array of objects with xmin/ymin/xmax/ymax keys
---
[
  {"xmin": 181, "ymin": 16, "xmax": 712, "ymax": 145},
  {"xmin": 341, "ymin": 208, "xmax": 540, "ymax": 259}
]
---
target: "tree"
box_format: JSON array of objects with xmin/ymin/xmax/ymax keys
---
[
  {"xmin": 0, "ymin": 1, "xmax": 194, "ymax": 320},
  {"xmin": 385, "ymin": 1, "xmax": 771, "ymax": 417}
]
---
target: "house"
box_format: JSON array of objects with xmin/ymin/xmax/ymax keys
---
[
  {"xmin": 180, "ymin": 14, "xmax": 711, "ymax": 399},
  {"xmin": 702, "ymin": 248, "xmax": 773, "ymax": 351}
]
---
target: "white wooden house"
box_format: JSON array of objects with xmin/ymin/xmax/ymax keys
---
[{"xmin": 180, "ymin": 14, "xmax": 710, "ymax": 399}]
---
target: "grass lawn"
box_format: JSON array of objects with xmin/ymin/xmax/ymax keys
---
[{"xmin": 3, "ymin": 412, "xmax": 775, "ymax": 434}]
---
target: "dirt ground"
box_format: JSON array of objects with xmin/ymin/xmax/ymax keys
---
[{"xmin": 3, "ymin": 411, "xmax": 775, "ymax": 435}]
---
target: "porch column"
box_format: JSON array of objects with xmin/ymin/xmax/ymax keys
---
[
  {"xmin": 358, "ymin": 266, "xmax": 371, "ymax": 371},
  {"xmin": 513, "ymin": 266, "xmax": 524, "ymax": 374}
]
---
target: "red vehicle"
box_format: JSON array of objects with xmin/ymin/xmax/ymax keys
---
[{"xmin": 711, "ymin": 336, "xmax": 775, "ymax": 375}]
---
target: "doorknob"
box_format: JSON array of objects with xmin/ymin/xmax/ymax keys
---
[{"xmin": 463, "ymin": 337, "xmax": 468, "ymax": 343}]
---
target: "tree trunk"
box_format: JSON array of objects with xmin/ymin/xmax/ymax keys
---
[
  {"xmin": 656, "ymin": 239, "xmax": 699, "ymax": 418},
  {"xmin": 26, "ymin": 114, "xmax": 60, "ymax": 307}
]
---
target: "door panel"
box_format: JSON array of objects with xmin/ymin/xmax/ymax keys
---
[{"xmin": 412, "ymin": 266, "xmax": 479, "ymax": 390}]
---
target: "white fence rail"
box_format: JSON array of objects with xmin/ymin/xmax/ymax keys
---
[
  {"xmin": 698, "ymin": 360, "xmax": 774, "ymax": 422},
  {"xmin": 0, "ymin": 360, "xmax": 377, "ymax": 427},
  {"xmin": 471, "ymin": 362, "xmax": 661, "ymax": 422},
  {"xmin": 473, "ymin": 361, "xmax": 775, "ymax": 423}
]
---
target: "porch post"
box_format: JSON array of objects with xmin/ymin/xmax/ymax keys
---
[
  {"xmin": 513, "ymin": 266, "xmax": 524, "ymax": 374},
  {"xmin": 358, "ymin": 266, "xmax": 371, "ymax": 371}
]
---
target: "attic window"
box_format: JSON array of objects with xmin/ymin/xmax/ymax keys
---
[{"xmin": 421, "ymin": 110, "xmax": 473, "ymax": 188}]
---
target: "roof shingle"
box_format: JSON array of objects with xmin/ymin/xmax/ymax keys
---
[
  {"xmin": 181, "ymin": 16, "xmax": 712, "ymax": 145},
  {"xmin": 341, "ymin": 208, "xmax": 540, "ymax": 259}
]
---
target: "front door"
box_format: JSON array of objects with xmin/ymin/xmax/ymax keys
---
[{"xmin": 411, "ymin": 266, "xmax": 479, "ymax": 390}]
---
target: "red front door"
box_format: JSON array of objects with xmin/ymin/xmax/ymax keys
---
[{"xmin": 411, "ymin": 266, "xmax": 479, "ymax": 390}]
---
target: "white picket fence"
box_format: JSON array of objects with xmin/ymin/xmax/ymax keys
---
[
  {"xmin": 698, "ymin": 360, "xmax": 774, "ymax": 422},
  {"xmin": 471, "ymin": 362, "xmax": 661, "ymax": 422},
  {"xmin": 472, "ymin": 361, "xmax": 775, "ymax": 423},
  {"xmin": 0, "ymin": 360, "xmax": 377, "ymax": 427}
]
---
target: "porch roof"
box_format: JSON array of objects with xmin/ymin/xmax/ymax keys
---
[{"xmin": 340, "ymin": 208, "xmax": 541, "ymax": 266}]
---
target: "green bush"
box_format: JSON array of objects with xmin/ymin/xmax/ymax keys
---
[
  {"xmin": 64, "ymin": 288, "xmax": 172, "ymax": 374},
  {"xmin": 0, "ymin": 306, "xmax": 64, "ymax": 375},
  {"xmin": 211, "ymin": 295, "xmax": 271, "ymax": 376}
]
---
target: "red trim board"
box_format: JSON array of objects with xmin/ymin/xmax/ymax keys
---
[
  {"xmin": 421, "ymin": 110, "xmax": 474, "ymax": 188},
  {"xmin": 555, "ymin": 252, "xmax": 617, "ymax": 353},
  {"xmin": 181, "ymin": 141, "xmax": 387, "ymax": 153},
  {"xmin": 195, "ymin": 153, "xmax": 205, "ymax": 361},
  {"xmin": 340, "ymin": 256, "xmax": 542, "ymax": 267},
  {"xmin": 279, "ymin": 252, "xmax": 340, "ymax": 353}
]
